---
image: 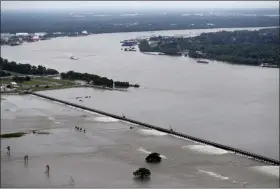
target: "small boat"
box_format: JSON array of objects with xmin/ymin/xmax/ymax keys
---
[{"xmin": 197, "ymin": 60, "xmax": 209, "ymax": 64}]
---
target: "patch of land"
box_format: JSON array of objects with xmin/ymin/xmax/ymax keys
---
[{"xmin": 1, "ymin": 76, "xmax": 77, "ymax": 93}]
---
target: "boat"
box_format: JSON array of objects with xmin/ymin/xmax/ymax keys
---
[{"xmin": 197, "ymin": 60, "xmax": 209, "ymax": 64}]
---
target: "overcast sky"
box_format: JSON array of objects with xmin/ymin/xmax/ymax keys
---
[{"xmin": 1, "ymin": 1, "xmax": 279, "ymax": 10}]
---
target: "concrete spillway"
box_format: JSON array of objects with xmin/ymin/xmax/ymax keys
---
[{"xmin": 28, "ymin": 91, "xmax": 279, "ymax": 165}]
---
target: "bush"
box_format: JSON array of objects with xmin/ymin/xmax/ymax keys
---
[
  {"xmin": 0, "ymin": 70, "xmax": 11, "ymax": 77},
  {"xmin": 133, "ymin": 168, "xmax": 151, "ymax": 179},
  {"xmin": 25, "ymin": 76, "xmax": 31, "ymax": 81},
  {"xmin": 145, "ymin": 152, "xmax": 162, "ymax": 163}
]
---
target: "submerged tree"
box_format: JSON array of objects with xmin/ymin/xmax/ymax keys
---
[
  {"xmin": 133, "ymin": 168, "xmax": 151, "ymax": 179},
  {"xmin": 145, "ymin": 152, "xmax": 162, "ymax": 163}
]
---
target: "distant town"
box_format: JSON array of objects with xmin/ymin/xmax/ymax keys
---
[{"xmin": 1, "ymin": 30, "xmax": 90, "ymax": 46}]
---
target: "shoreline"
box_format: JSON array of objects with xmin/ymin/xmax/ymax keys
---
[
  {"xmin": 96, "ymin": 25, "xmax": 278, "ymax": 36},
  {"xmin": 1, "ymin": 26, "xmax": 277, "ymax": 46},
  {"xmin": 0, "ymin": 83, "xmax": 130, "ymax": 94}
]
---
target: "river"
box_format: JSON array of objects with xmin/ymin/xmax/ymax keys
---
[{"xmin": 1, "ymin": 26, "xmax": 279, "ymax": 160}]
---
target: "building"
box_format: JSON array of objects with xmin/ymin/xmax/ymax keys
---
[
  {"xmin": 16, "ymin": 33, "xmax": 29, "ymax": 37},
  {"xmin": 81, "ymin": 30, "xmax": 88, "ymax": 35},
  {"xmin": 0, "ymin": 85, "xmax": 6, "ymax": 92},
  {"xmin": 10, "ymin": 82, "xmax": 19, "ymax": 87},
  {"xmin": 35, "ymin": 32, "xmax": 47, "ymax": 37}
]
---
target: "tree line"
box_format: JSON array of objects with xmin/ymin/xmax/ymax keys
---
[
  {"xmin": 139, "ymin": 39, "xmax": 181, "ymax": 56},
  {"xmin": 0, "ymin": 58, "xmax": 140, "ymax": 88},
  {"xmin": 0, "ymin": 70, "xmax": 11, "ymax": 77},
  {"xmin": 60, "ymin": 71, "xmax": 139, "ymax": 88},
  {"xmin": 1, "ymin": 11, "xmax": 279, "ymax": 33},
  {"xmin": 139, "ymin": 28, "xmax": 279, "ymax": 66},
  {"xmin": 181, "ymin": 28, "xmax": 279, "ymax": 66},
  {"xmin": 0, "ymin": 57, "xmax": 59, "ymax": 75}
]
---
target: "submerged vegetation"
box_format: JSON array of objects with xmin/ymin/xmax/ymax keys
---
[
  {"xmin": 33, "ymin": 131, "xmax": 50, "ymax": 135},
  {"xmin": 146, "ymin": 152, "xmax": 162, "ymax": 163},
  {"xmin": 1, "ymin": 132, "xmax": 26, "ymax": 138},
  {"xmin": 133, "ymin": 168, "xmax": 151, "ymax": 179},
  {"xmin": 0, "ymin": 130, "xmax": 50, "ymax": 139}
]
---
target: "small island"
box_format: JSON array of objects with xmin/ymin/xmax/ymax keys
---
[{"xmin": 138, "ymin": 28, "xmax": 279, "ymax": 67}]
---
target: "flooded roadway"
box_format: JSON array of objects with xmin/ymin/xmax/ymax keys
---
[{"xmin": 1, "ymin": 94, "xmax": 279, "ymax": 187}]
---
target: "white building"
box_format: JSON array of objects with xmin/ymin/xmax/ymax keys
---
[
  {"xmin": 0, "ymin": 85, "xmax": 6, "ymax": 92},
  {"xmin": 35, "ymin": 32, "xmax": 47, "ymax": 37},
  {"xmin": 81, "ymin": 30, "xmax": 88, "ymax": 35},
  {"xmin": 16, "ymin": 33, "xmax": 29, "ymax": 37},
  {"xmin": 10, "ymin": 82, "xmax": 19, "ymax": 87}
]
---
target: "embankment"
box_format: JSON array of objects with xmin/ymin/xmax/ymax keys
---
[{"xmin": 28, "ymin": 91, "xmax": 280, "ymax": 165}]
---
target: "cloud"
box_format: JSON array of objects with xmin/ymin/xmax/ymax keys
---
[{"xmin": 1, "ymin": 1, "xmax": 278, "ymax": 10}]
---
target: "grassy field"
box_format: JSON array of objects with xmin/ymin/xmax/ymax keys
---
[
  {"xmin": 1, "ymin": 77, "xmax": 75, "ymax": 86},
  {"xmin": 1, "ymin": 76, "xmax": 77, "ymax": 93}
]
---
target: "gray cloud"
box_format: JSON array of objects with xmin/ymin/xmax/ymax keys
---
[{"xmin": 1, "ymin": 1, "xmax": 278, "ymax": 10}]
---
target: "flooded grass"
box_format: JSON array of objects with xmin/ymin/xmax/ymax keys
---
[
  {"xmin": 1, "ymin": 132, "xmax": 26, "ymax": 138},
  {"xmin": 35, "ymin": 131, "xmax": 50, "ymax": 135}
]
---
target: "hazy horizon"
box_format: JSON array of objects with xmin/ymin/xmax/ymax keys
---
[{"xmin": 1, "ymin": 1, "xmax": 279, "ymax": 11}]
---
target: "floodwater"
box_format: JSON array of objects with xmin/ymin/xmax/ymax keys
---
[
  {"xmin": 1, "ymin": 95, "xmax": 279, "ymax": 187},
  {"xmin": 1, "ymin": 26, "xmax": 279, "ymax": 161}
]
